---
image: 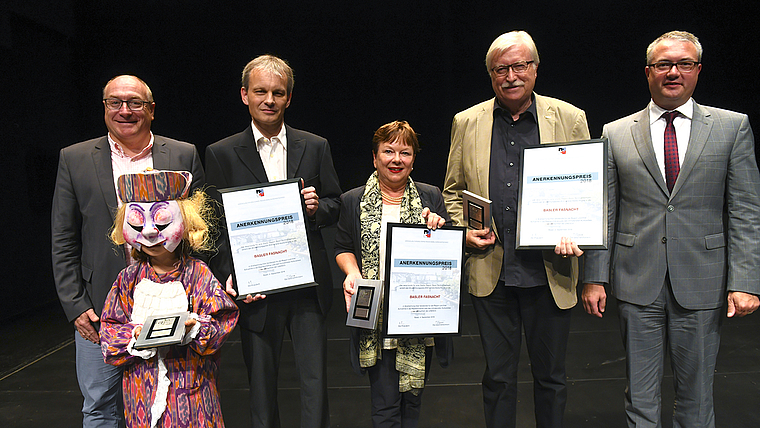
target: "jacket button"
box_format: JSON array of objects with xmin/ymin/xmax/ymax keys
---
[
  {"xmin": 667, "ymin": 205, "xmax": 675, "ymax": 212},
  {"xmin": 661, "ymin": 237, "xmax": 667, "ymax": 243}
]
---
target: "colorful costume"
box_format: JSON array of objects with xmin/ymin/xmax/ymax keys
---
[{"xmin": 100, "ymin": 254, "xmax": 238, "ymax": 428}]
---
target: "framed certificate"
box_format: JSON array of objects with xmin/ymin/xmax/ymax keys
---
[
  {"xmin": 382, "ymin": 223, "xmax": 466, "ymax": 338},
  {"xmin": 346, "ymin": 279, "xmax": 383, "ymax": 329},
  {"xmin": 516, "ymin": 139, "xmax": 608, "ymax": 250},
  {"xmin": 219, "ymin": 178, "xmax": 317, "ymax": 298},
  {"xmin": 463, "ymin": 190, "xmax": 492, "ymax": 230},
  {"xmin": 133, "ymin": 311, "xmax": 189, "ymax": 350}
]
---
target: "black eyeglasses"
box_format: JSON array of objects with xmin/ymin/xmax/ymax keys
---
[
  {"xmin": 490, "ymin": 61, "xmax": 535, "ymax": 76},
  {"xmin": 103, "ymin": 98, "xmax": 152, "ymax": 111},
  {"xmin": 647, "ymin": 61, "xmax": 700, "ymax": 73}
]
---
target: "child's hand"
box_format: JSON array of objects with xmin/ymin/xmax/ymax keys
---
[
  {"xmin": 134, "ymin": 325, "xmax": 142, "ymax": 339},
  {"xmin": 184, "ymin": 318, "xmax": 197, "ymax": 335}
]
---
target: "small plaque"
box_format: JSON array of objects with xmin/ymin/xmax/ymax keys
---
[
  {"xmin": 133, "ymin": 311, "xmax": 189, "ymax": 350},
  {"xmin": 346, "ymin": 279, "xmax": 382, "ymax": 329},
  {"xmin": 463, "ymin": 190, "xmax": 492, "ymax": 230}
]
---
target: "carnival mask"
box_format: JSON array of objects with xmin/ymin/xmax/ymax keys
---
[{"xmin": 123, "ymin": 200, "xmax": 184, "ymax": 252}]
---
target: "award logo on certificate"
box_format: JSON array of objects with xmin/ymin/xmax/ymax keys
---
[
  {"xmin": 133, "ymin": 311, "xmax": 189, "ymax": 350},
  {"xmin": 516, "ymin": 139, "xmax": 608, "ymax": 250},
  {"xmin": 382, "ymin": 224, "xmax": 466, "ymax": 338},
  {"xmin": 219, "ymin": 179, "xmax": 317, "ymax": 298},
  {"xmin": 346, "ymin": 279, "xmax": 383, "ymax": 329},
  {"xmin": 463, "ymin": 190, "xmax": 492, "ymax": 230}
]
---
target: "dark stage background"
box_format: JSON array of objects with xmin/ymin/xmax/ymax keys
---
[{"xmin": 2, "ymin": 0, "xmax": 759, "ymax": 320}]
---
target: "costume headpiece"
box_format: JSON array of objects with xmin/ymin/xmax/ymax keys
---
[{"xmin": 117, "ymin": 169, "xmax": 192, "ymax": 203}]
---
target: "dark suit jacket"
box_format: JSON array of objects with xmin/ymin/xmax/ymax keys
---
[
  {"xmin": 334, "ymin": 181, "xmax": 453, "ymax": 375},
  {"xmin": 584, "ymin": 102, "xmax": 760, "ymax": 309},
  {"xmin": 51, "ymin": 135, "xmax": 205, "ymax": 322},
  {"xmin": 205, "ymin": 125, "xmax": 341, "ymax": 331}
]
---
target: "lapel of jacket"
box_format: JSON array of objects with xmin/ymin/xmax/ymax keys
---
[
  {"xmin": 535, "ymin": 94, "xmax": 556, "ymax": 144},
  {"xmin": 476, "ymin": 100, "xmax": 495, "ymax": 197},
  {"xmin": 286, "ymin": 125, "xmax": 306, "ymax": 179},
  {"xmin": 672, "ymin": 102, "xmax": 712, "ymax": 198},
  {"xmin": 151, "ymin": 136, "xmax": 170, "ymax": 169},
  {"xmin": 234, "ymin": 127, "xmax": 269, "ymax": 183},
  {"xmin": 91, "ymin": 137, "xmax": 119, "ymax": 219},
  {"xmin": 631, "ymin": 109, "xmax": 669, "ymax": 196}
]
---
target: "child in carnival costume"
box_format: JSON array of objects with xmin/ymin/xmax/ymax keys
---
[{"xmin": 99, "ymin": 169, "xmax": 239, "ymax": 428}]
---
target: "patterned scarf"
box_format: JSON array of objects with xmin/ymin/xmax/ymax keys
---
[{"xmin": 358, "ymin": 171, "xmax": 429, "ymax": 394}]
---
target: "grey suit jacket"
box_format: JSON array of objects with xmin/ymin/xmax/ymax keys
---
[
  {"xmin": 443, "ymin": 94, "xmax": 590, "ymax": 308},
  {"xmin": 204, "ymin": 125, "xmax": 341, "ymax": 332},
  {"xmin": 584, "ymin": 102, "xmax": 760, "ymax": 309},
  {"xmin": 51, "ymin": 135, "xmax": 205, "ymax": 322}
]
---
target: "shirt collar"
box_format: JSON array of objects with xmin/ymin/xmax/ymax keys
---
[
  {"xmin": 251, "ymin": 122, "xmax": 288, "ymax": 151},
  {"xmin": 108, "ymin": 132, "xmax": 154, "ymax": 159},
  {"xmin": 493, "ymin": 94, "xmax": 538, "ymax": 122},
  {"xmin": 649, "ymin": 98, "xmax": 694, "ymax": 125}
]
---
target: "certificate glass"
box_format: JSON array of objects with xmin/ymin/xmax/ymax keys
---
[
  {"xmin": 219, "ymin": 179, "xmax": 317, "ymax": 297},
  {"xmin": 463, "ymin": 190, "xmax": 492, "ymax": 230},
  {"xmin": 382, "ymin": 224, "xmax": 466, "ymax": 337},
  {"xmin": 516, "ymin": 139, "xmax": 608, "ymax": 250}
]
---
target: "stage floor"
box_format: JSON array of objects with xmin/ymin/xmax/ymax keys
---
[{"xmin": 3, "ymin": 288, "xmax": 759, "ymax": 427}]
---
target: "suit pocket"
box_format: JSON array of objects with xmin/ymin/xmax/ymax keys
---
[
  {"xmin": 704, "ymin": 232, "xmax": 725, "ymax": 249},
  {"xmin": 615, "ymin": 232, "xmax": 636, "ymax": 247},
  {"xmin": 81, "ymin": 264, "xmax": 93, "ymax": 282}
]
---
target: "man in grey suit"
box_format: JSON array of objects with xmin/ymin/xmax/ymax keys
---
[
  {"xmin": 52, "ymin": 75, "xmax": 204, "ymax": 427},
  {"xmin": 205, "ymin": 55, "xmax": 341, "ymax": 428},
  {"xmin": 583, "ymin": 31, "xmax": 760, "ymax": 427}
]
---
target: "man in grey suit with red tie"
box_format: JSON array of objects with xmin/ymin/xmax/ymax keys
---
[
  {"xmin": 52, "ymin": 75, "xmax": 204, "ymax": 427},
  {"xmin": 583, "ymin": 31, "xmax": 760, "ymax": 427},
  {"xmin": 205, "ymin": 55, "xmax": 341, "ymax": 428}
]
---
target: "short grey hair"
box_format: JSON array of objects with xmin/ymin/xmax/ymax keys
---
[
  {"xmin": 485, "ymin": 31, "xmax": 540, "ymax": 72},
  {"xmin": 241, "ymin": 54, "xmax": 294, "ymax": 94},
  {"xmin": 646, "ymin": 31, "xmax": 703, "ymax": 64}
]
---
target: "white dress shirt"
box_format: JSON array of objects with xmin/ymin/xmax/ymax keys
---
[{"xmin": 252, "ymin": 122, "xmax": 288, "ymax": 182}]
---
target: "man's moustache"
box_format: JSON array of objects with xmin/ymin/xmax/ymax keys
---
[{"xmin": 501, "ymin": 81, "xmax": 525, "ymax": 89}]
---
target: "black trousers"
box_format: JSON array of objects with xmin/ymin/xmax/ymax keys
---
[
  {"xmin": 239, "ymin": 293, "xmax": 329, "ymax": 428},
  {"xmin": 471, "ymin": 283, "xmax": 571, "ymax": 428},
  {"xmin": 367, "ymin": 347, "xmax": 434, "ymax": 428}
]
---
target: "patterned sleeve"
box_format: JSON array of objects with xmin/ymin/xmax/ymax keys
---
[
  {"xmin": 186, "ymin": 260, "xmax": 239, "ymax": 356},
  {"xmin": 99, "ymin": 267, "xmax": 141, "ymax": 366}
]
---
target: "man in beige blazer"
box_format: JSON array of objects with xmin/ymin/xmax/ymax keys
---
[{"xmin": 443, "ymin": 31, "xmax": 589, "ymax": 428}]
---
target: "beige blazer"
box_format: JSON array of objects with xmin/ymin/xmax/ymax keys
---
[{"xmin": 443, "ymin": 94, "xmax": 590, "ymax": 309}]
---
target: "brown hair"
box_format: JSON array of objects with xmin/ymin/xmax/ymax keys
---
[{"xmin": 371, "ymin": 120, "xmax": 421, "ymax": 155}]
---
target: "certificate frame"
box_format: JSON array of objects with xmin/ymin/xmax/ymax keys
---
[
  {"xmin": 346, "ymin": 279, "xmax": 383, "ymax": 329},
  {"xmin": 133, "ymin": 311, "xmax": 189, "ymax": 350},
  {"xmin": 516, "ymin": 138, "xmax": 608, "ymax": 250},
  {"xmin": 382, "ymin": 223, "xmax": 466, "ymax": 338},
  {"xmin": 219, "ymin": 178, "xmax": 317, "ymax": 298}
]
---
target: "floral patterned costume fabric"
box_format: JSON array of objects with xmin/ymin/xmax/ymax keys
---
[{"xmin": 100, "ymin": 258, "xmax": 239, "ymax": 427}]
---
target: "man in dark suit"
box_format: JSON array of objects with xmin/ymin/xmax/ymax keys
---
[
  {"xmin": 205, "ymin": 55, "xmax": 341, "ymax": 428},
  {"xmin": 51, "ymin": 75, "xmax": 204, "ymax": 427},
  {"xmin": 583, "ymin": 31, "xmax": 760, "ymax": 427}
]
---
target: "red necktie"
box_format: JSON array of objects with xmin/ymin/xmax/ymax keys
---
[{"xmin": 663, "ymin": 111, "xmax": 679, "ymax": 192}]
